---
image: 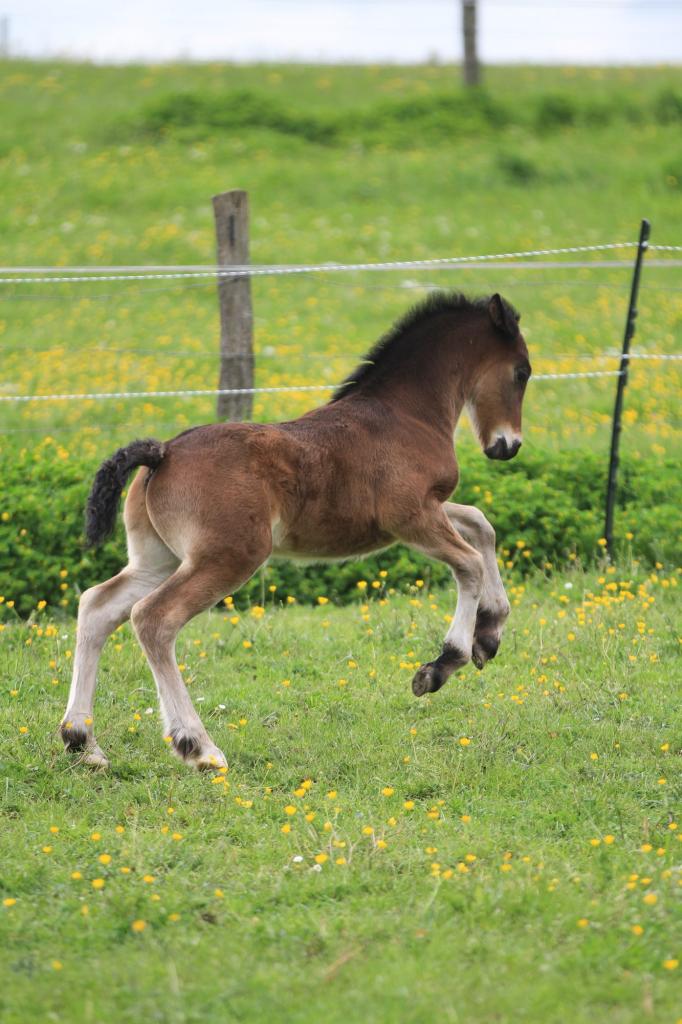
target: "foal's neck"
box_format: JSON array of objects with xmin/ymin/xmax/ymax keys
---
[{"xmin": 368, "ymin": 317, "xmax": 479, "ymax": 437}]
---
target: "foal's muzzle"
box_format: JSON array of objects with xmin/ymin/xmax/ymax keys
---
[{"xmin": 485, "ymin": 436, "xmax": 522, "ymax": 461}]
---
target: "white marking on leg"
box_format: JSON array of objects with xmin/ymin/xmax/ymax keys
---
[
  {"xmin": 446, "ymin": 503, "xmax": 510, "ymax": 621},
  {"xmin": 412, "ymin": 517, "xmax": 483, "ymax": 667},
  {"xmin": 64, "ymin": 573, "xmax": 144, "ymax": 718},
  {"xmin": 62, "ymin": 537, "xmax": 178, "ymax": 758},
  {"xmin": 444, "ymin": 576, "xmax": 480, "ymax": 657},
  {"xmin": 444, "ymin": 503, "xmax": 510, "ymax": 668},
  {"xmin": 130, "ymin": 566, "xmax": 227, "ymax": 769}
]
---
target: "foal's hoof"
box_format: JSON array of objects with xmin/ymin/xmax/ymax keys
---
[
  {"xmin": 80, "ymin": 744, "xmax": 110, "ymax": 769},
  {"xmin": 472, "ymin": 633, "xmax": 500, "ymax": 670},
  {"xmin": 472, "ymin": 607, "xmax": 506, "ymax": 670},
  {"xmin": 412, "ymin": 644, "xmax": 469, "ymax": 696},
  {"xmin": 195, "ymin": 746, "xmax": 228, "ymax": 772},
  {"xmin": 60, "ymin": 718, "xmax": 110, "ymax": 768},
  {"xmin": 412, "ymin": 663, "xmax": 446, "ymax": 697},
  {"xmin": 472, "ymin": 631, "xmax": 499, "ymax": 669},
  {"xmin": 60, "ymin": 713, "xmax": 93, "ymax": 750},
  {"xmin": 169, "ymin": 728, "xmax": 227, "ymax": 772}
]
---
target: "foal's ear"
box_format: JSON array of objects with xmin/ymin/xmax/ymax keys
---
[{"xmin": 488, "ymin": 293, "xmax": 518, "ymax": 338}]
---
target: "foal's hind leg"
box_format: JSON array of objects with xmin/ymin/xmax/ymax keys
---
[
  {"xmin": 398, "ymin": 507, "xmax": 484, "ymax": 697},
  {"xmin": 130, "ymin": 547, "xmax": 269, "ymax": 770},
  {"xmin": 444, "ymin": 503, "xmax": 511, "ymax": 670},
  {"xmin": 61, "ymin": 474, "xmax": 178, "ymax": 766}
]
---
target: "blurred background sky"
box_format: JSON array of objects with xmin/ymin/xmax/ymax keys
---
[{"xmin": 2, "ymin": 0, "xmax": 682, "ymax": 64}]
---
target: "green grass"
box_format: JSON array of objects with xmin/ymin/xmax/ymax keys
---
[
  {"xmin": 1, "ymin": 565, "xmax": 680, "ymax": 1023},
  {"xmin": 0, "ymin": 60, "xmax": 681, "ymax": 1020}
]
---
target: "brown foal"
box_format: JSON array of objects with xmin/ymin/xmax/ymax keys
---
[{"xmin": 61, "ymin": 291, "xmax": 531, "ymax": 769}]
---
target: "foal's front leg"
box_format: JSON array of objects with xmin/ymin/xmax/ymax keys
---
[
  {"xmin": 402, "ymin": 510, "xmax": 484, "ymax": 696},
  {"xmin": 444, "ymin": 502, "xmax": 511, "ymax": 669}
]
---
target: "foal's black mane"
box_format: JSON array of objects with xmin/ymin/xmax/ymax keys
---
[{"xmin": 331, "ymin": 291, "xmax": 519, "ymax": 402}]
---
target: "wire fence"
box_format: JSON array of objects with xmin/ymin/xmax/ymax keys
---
[
  {"xmin": 0, "ymin": 241, "xmax": 679, "ymax": 287},
  {"xmin": 1, "ymin": 226, "xmax": 680, "ymax": 554},
  {"xmin": 0, "ymin": 239, "xmax": 679, "ymax": 439},
  {"xmin": 0, "ymin": 357, "xmax": 677, "ymax": 404},
  {"xmin": 0, "ymin": 243, "xmax": 640, "ymax": 284},
  {"xmin": 0, "ymin": 349, "xmax": 679, "ymax": 405}
]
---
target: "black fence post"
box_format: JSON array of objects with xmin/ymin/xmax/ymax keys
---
[{"xmin": 604, "ymin": 218, "xmax": 650, "ymax": 557}]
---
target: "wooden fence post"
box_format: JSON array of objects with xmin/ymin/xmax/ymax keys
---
[
  {"xmin": 0, "ymin": 17, "xmax": 9, "ymax": 58},
  {"xmin": 212, "ymin": 189, "xmax": 254, "ymax": 422},
  {"xmin": 462, "ymin": 0, "xmax": 480, "ymax": 87}
]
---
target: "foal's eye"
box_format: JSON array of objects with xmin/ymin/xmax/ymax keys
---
[{"xmin": 515, "ymin": 367, "xmax": 530, "ymax": 386}]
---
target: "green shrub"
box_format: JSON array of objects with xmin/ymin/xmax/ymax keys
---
[
  {"xmin": 653, "ymin": 88, "xmax": 682, "ymax": 124},
  {"xmin": 534, "ymin": 93, "xmax": 577, "ymax": 132},
  {"xmin": 122, "ymin": 85, "xmax": 678, "ymax": 151},
  {"xmin": 133, "ymin": 89, "xmax": 339, "ymax": 144},
  {"xmin": 496, "ymin": 151, "xmax": 540, "ymax": 184},
  {"xmin": 0, "ymin": 440, "xmax": 678, "ymax": 619},
  {"xmin": 345, "ymin": 91, "xmax": 510, "ymax": 146}
]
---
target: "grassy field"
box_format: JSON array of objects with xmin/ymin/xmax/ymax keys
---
[
  {"xmin": 1, "ymin": 564, "xmax": 680, "ymax": 1022},
  {"xmin": 1, "ymin": 60, "xmax": 681, "ymax": 1022}
]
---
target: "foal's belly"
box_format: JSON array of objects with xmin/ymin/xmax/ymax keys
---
[{"xmin": 270, "ymin": 518, "xmax": 394, "ymax": 563}]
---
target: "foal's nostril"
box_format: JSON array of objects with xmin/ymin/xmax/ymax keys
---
[
  {"xmin": 484, "ymin": 436, "xmax": 522, "ymax": 461},
  {"xmin": 484, "ymin": 437, "xmax": 508, "ymax": 460}
]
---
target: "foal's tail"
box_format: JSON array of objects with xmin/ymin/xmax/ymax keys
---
[{"xmin": 85, "ymin": 438, "xmax": 165, "ymax": 548}]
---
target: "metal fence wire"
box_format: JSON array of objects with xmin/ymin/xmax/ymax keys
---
[{"xmin": 1, "ymin": 223, "xmax": 680, "ymax": 551}]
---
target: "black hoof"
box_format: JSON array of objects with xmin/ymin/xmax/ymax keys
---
[
  {"xmin": 475, "ymin": 607, "xmax": 497, "ymax": 631},
  {"xmin": 60, "ymin": 723, "xmax": 88, "ymax": 752},
  {"xmin": 472, "ymin": 635, "xmax": 499, "ymax": 670},
  {"xmin": 170, "ymin": 729, "xmax": 202, "ymax": 760},
  {"xmin": 411, "ymin": 645, "xmax": 467, "ymax": 696},
  {"xmin": 412, "ymin": 662, "xmax": 446, "ymax": 697}
]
